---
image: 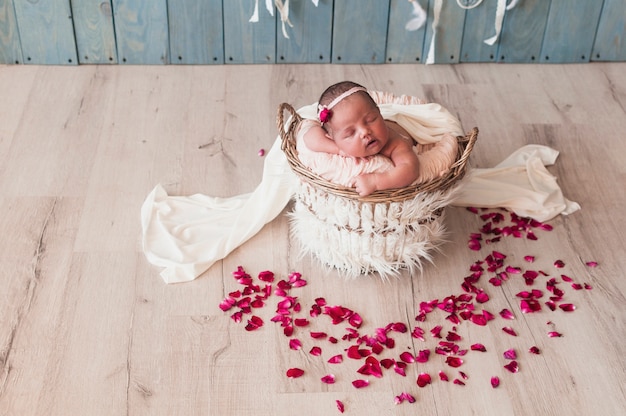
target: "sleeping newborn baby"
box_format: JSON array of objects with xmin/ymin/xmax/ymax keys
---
[{"xmin": 299, "ymin": 81, "xmax": 458, "ymax": 196}]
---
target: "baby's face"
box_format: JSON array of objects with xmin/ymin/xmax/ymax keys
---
[{"xmin": 327, "ymin": 94, "xmax": 389, "ymax": 158}]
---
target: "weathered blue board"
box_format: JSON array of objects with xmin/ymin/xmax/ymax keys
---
[
  {"xmin": 13, "ymin": 0, "xmax": 78, "ymax": 65},
  {"xmin": 71, "ymin": 0, "xmax": 118, "ymax": 64},
  {"xmin": 591, "ymin": 0, "xmax": 626, "ymax": 61},
  {"xmin": 386, "ymin": 0, "xmax": 428, "ymax": 63},
  {"xmin": 276, "ymin": 0, "xmax": 333, "ymax": 63},
  {"xmin": 422, "ymin": 0, "xmax": 466, "ymax": 63},
  {"xmin": 168, "ymin": 0, "xmax": 224, "ymax": 64},
  {"xmin": 112, "ymin": 0, "xmax": 169, "ymax": 64},
  {"xmin": 0, "ymin": 0, "xmax": 23, "ymax": 64},
  {"xmin": 332, "ymin": 0, "xmax": 390, "ymax": 64},
  {"xmin": 496, "ymin": 0, "xmax": 551, "ymax": 63},
  {"xmin": 460, "ymin": 0, "xmax": 500, "ymax": 62},
  {"xmin": 223, "ymin": 0, "xmax": 275, "ymax": 64},
  {"xmin": 540, "ymin": 0, "xmax": 605, "ymax": 63}
]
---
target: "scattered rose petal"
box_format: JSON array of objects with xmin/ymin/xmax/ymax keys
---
[
  {"xmin": 471, "ymin": 343, "xmax": 487, "ymax": 352},
  {"xmin": 412, "ymin": 327, "xmax": 425, "ymax": 341},
  {"xmin": 503, "ymin": 349, "xmax": 517, "ymax": 360},
  {"xmin": 504, "ymin": 361, "xmax": 519, "ymax": 373},
  {"xmin": 417, "ymin": 372, "xmax": 432, "ymax": 387},
  {"xmin": 286, "ymin": 368, "xmax": 304, "ymax": 378},
  {"xmin": 439, "ymin": 371, "xmax": 449, "ymax": 382},
  {"xmin": 585, "ymin": 261, "xmax": 598, "ymax": 268},
  {"xmin": 547, "ymin": 331, "xmax": 562, "ymax": 338},
  {"xmin": 554, "ymin": 260, "xmax": 565, "ymax": 268},
  {"xmin": 336, "ymin": 400, "xmax": 345, "ymax": 413},
  {"xmin": 529, "ymin": 346, "xmax": 540, "ymax": 354},
  {"xmin": 310, "ymin": 346, "xmax": 322, "ymax": 356},
  {"xmin": 502, "ymin": 327, "xmax": 517, "ymax": 336},
  {"xmin": 416, "ymin": 349, "xmax": 431, "ymax": 363},
  {"xmin": 500, "ymin": 308, "xmax": 515, "ymax": 320},
  {"xmin": 352, "ymin": 379, "xmax": 369, "ymax": 389},
  {"xmin": 559, "ymin": 303, "xmax": 576, "ymax": 312},
  {"xmin": 258, "ymin": 148, "xmax": 265, "ymax": 157},
  {"xmin": 321, "ymin": 374, "xmax": 336, "ymax": 384},
  {"xmin": 400, "ymin": 351, "xmax": 415, "ymax": 363},
  {"xmin": 524, "ymin": 255, "xmax": 535, "ymax": 263},
  {"xmin": 245, "ymin": 315, "xmax": 264, "ymax": 331},
  {"xmin": 446, "ymin": 356, "xmax": 463, "ymax": 368},
  {"xmin": 491, "ymin": 376, "xmax": 500, "ymax": 388},
  {"xmin": 289, "ymin": 338, "xmax": 302, "ymax": 350},
  {"xmin": 395, "ymin": 392, "xmax": 416, "ymax": 404},
  {"xmin": 328, "ymin": 354, "xmax": 343, "ymax": 364},
  {"xmin": 453, "ymin": 379, "xmax": 466, "ymax": 386}
]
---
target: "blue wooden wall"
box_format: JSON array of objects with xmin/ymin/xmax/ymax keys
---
[{"xmin": 1, "ymin": 0, "xmax": 624, "ymax": 65}]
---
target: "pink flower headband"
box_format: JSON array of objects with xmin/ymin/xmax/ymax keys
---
[{"xmin": 317, "ymin": 86, "xmax": 367, "ymax": 124}]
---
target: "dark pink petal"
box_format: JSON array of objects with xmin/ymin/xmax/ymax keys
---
[
  {"xmin": 524, "ymin": 255, "xmax": 535, "ymax": 263},
  {"xmin": 283, "ymin": 325, "xmax": 293, "ymax": 337},
  {"xmin": 328, "ymin": 354, "xmax": 343, "ymax": 364},
  {"xmin": 286, "ymin": 368, "xmax": 304, "ymax": 378},
  {"xmin": 505, "ymin": 265, "xmax": 521, "ymax": 274},
  {"xmin": 459, "ymin": 371, "xmax": 468, "ymax": 380},
  {"xmin": 258, "ymin": 270, "xmax": 275, "ymax": 282},
  {"xmin": 560, "ymin": 274, "xmax": 573, "ymax": 282},
  {"xmin": 468, "ymin": 239, "xmax": 482, "ymax": 251},
  {"xmin": 357, "ymin": 356, "xmax": 383, "ymax": 378},
  {"xmin": 476, "ymin": 291, "xmax": 490, "ymax": 303},
  {"xmin": 310, "ymin": 346, "xmax": 322, "ymax": 356},
  {"xmin": 545, "ymin": 300, "xmax": 556, "ymax": 311},
  {"xmin": 336, "ymin": 400, "xmax": 345, "ymax": 413},
  {"xmin": 416, "ymin": 349, "xmax": 431, "ymax": 363},
  {"xmin": 446, "ymin": 331, "xmax": 462, "ymax": 342},
  {"xmin": 417, "ymin": 372, "xmax": 432, "ymax": 387},
  {"xmin": 446, "ymin": 356, "xmax": 463, "ymax": 368},
  {"xmin": 245, "ymin": 315, "xmax": 264, "ymax": 331},
  {"xmin": 400, "ymin": 351, "xmax": 415, "ymax": 363},
  {"xmin": 554, "ymin": 260, "xmax": 565, "ymax": 268},
  {"xmin": 412, "ymin": 327, "xmax": 425, "ymax": 341},
  {"xmin": 502, "ymin": 327, "xmax": 517, "ymax": 336},
  {"xmin": 310, "ymin": 331, "xmax": 327, "ymax": 339},
  {"xmin": 504, "ymin": 361, "xmax": 519, "ymax": 373},
  {"xmin": 585, "ymin": 261, "xmax": 598, "ymax": 268},
  {"xmin": 548, "ymin": 331, "xmax": 562, "ymax": 338},
  {"xmin": 572, "ymin": 283, "xmax": 583, "ymax": 290},
  {"xmin": 439, "ymin": 371, "xmax": 449, "ymax": 382},
  {"xmin": 321, "ymin": 374, "xmax": 336, "ymax": 384},
  {"xmin": 380, "ymin": 358, "xmax": 395, "ymax": 369},
  {"xmin": 503, "ymin": 349, "xmax": 517, "ymax": 360},
  {"xmin": 584, "ymin": 283, "xmax": 593, "ymax": 290},
  {"xmin": 230, "ymin": 311, "xmax": 243, "ymax": 323},
  {"xmin": 520, "ymin": 299, "xmax": 542, "ymax": 313},
  {"xmin": 352, "ymin": 379, "xmax": 369, "ymax": 389},
  {"xmin": 499, "ymin": 308, "xmax": 515, "ymax": 320},
  {"xmin": 471, "ymin": 343, "xmax": 487, "ymax": 352},
  {"xmin": 491, "ymin": 376, "xmax": 500, "ymax": 388},
  {"xmin": 559, "ymin": 303, "xmax": 576, "ymax": 312},
  {"xmin": 529, "ymin": 346, "xmax": 540, "ymax": 354},
  {"xmin": 289, "ymin": 338, "xmax": 302, "ymax": 350},
  {"xmin": 390, "ymin": 322, "xmax": 408, "ymax": 333},
  {"xmin": 349, "ymin": 313, "xmax": 363, "ymax": 328},
  {"xmin": 431, "ymin": 325, "xmax": 443, "ymax": 338},
  {"xmin": 470, "ymin": 313, "xmax": 488, "ymax": 326},
  {"xmin": 258, "ymin": 148, "xmax": 265, "ymax": 157},
  {"xmin": 394, "ymin": 392, "xmax": 416, "ymax": 404},
  {"xmin": 219, "ymin": 297, "xmax": 236, "ymax": 312},
  {"xmin": 394, "ymin": 362, "xmax": 407, "ymax": 377},
  {"xmin": 294, "ymin": 318, "xmax": 309, "ymax": 327},
  {"xmin": 483, "ymin": 310, "xmax": 495, "ymax": 321},
  {"xmin": 453, "ymin": 379, "xmax": 466, "ymax": 386}
]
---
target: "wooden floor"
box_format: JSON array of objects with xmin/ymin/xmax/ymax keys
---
[{"xmin": 0, "ymin": 62, "xmax": 625, "ymax": 416}]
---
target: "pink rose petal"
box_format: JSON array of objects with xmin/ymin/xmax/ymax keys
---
[
  {"xmin": 529, "ymin": 346, "xmax": 541, "ymax": 354},
  {"xmin": 258, "ymin": 148, "xmax": 265, "ymax": 157},
  {"xmin": 439, "ymin": 371, "xmax": 449, "ymax": 382},
  {"xmin": 504, "ymin": 361, "xmax": 519, "ymax": 373},
  {"xmin": 499, "ymin": 308, "xmax": 515, "ymax": 320},
  {"xmin": 502, "ymin": 327, "xmax": 517, "ymax": 336},
  {"xmin": 416, "ymin": 349, "xmax": 431, "ymax": 363},
  {"xmin": 554, "ymin": 259, "xmax": 565, "ymax": 268},
  {"xmin": 417, "ymin": 372, "xmax": 432, "ymax": 387},
  {"xmin": 336, "ymin": 400, "xmax": 345, "ymax": 413},
  {"xmin": 245, "ymin": 315, "xmax": 264, "ymax": 331},
  {"xmin": 547, "ymin": 331, "xmax": 562, "ymax": 338},
  {"xmin": 400, "ymin": 351, "xmax": 415, "ymax": 363},
  {"xmin": 503, "ymin": 349, "xmax": 517, "ymax": 360},
  {"xmin": 559, "ymin": 303, "xmax": 576, "ymax": 312},
  {"xmin": 286, "ymin": 368, "xmax": 304, "ymax": 378},
  {"xmin": 524, "ymin": 255, "xmax": 535, "ymax": 263},
  {"xmin": 585, "ymin": 261, "xmax": 598, "ymax": 268},
  {"xmin": 309, "ymin": 346, "xmax": 322, "ymax": 356},
  {"xmin": 321, "ymin": 374, "xmax": 336, "ymax": 384},
  {"xmin": 289, "ymin": 338, "xmax": 302, "ymax": 350},
  {"xmin": 453, "ymin": 379, "xmax": 466, "ymax": 386},
  {"xmin": 328, "ymin": 354, "xmax": 343, "ymax": 364},
  {"xmin": 352, "ymin": 379, "xmax": 369, "ymax": 389},
  {"xmin": 446, "ymin": 356, "xmax": 463, "ymax": 368},
  {"xmin": 491, "ymin": 376, "xmax": 500, "ymax": 388},
  {"xmin": 471, "ymin": 343, "xmax": 487, "ymax": 352}
]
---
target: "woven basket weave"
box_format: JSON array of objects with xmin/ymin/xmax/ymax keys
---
[{"xmin": 277, "ymin": 102, "xmax": 478, "ymax": 278}]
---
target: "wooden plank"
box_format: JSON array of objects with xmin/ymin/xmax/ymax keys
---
[
  {"xmin": 331, "ymin": 0, "xmax": 390, "ymax": 64},
  {"xmin": 540, "ymin": 0, "xmax": 605, "ymax": 63},
  {"xmin": 111, "ymin": 0, "xmax": 169, "ymax": 64},
  {"xmin": 385, "ymin": 0, "xmax": 428, "ymax": 63},
  {"xmin": 0, "ymin": 0, "xmax": 23, "ymax": 64},
  {"xmin": 168, "ymin": 0, "xmax": 224, "ymax": 64},
  {"xmin": 276, "ymin": 0, "xmax": 333, "ymax": 63},
  {"xmin": 223, "ymin": 0, "xmax": 275, "ymax": 64},
  {"xmin": 460, "ymin": 0, "xmax": 500, "ymax": 62},
  {"xmin": 591, "ymin": 0, "xmax": 626, "ymax": 61},
  {"xmin": 496, "ymin": 0, "xmax": 551, "ymax": 63},
  {"xmin": 12, "ymin": 0, "xmax": 78, "ymax": 65},
  {"xmin": 70, "ymin": 0, "xmax": 117, "ymax": 64},
  {"xmin": 422, "ymin": 0, "xmax": 466, "ymax": 63}
]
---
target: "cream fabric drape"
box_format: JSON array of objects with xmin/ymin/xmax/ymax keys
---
[{"xmin": 141, "ymin": 101, "xmax": 579, "ymax": 284}]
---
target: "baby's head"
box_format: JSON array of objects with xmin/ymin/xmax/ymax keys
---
[{"xmin": 317, "ymin": 81, "xmax": 389, "ymax": 158}]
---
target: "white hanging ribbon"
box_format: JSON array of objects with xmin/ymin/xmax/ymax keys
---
[
  {"xmin": 484, "ymin": 0, "xmax": 507, "ymax": 45},
  {"xmin": 425, "ymin": 0, "xmax": 443, "ymax": 64},
  {"xmin": 405, "ymin": 0, "xmax": 427, "ymax": 31},
  {"xmin": 249, "ymin": 0, "xmax": 260, "ymax": 22},
  {"xmin": 275, "ymin": 0, "xmax": 294, "ymax": 39}
]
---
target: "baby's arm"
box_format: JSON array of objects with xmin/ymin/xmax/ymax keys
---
[
  {"xmin": 354, "ymin": 139, "xmax": 419, "ymax": 196},
  {"xmin": 303, "ymin": 124, "xmax": 341, "ymax": 155}
]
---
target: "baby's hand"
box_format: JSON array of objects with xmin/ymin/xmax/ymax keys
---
[{"xmin": 354, "ymin": 173, "xmax": 377, "ymax": 197}]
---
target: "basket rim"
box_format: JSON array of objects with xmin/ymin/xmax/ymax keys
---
[{"xmin": 277, "ymin": 102, "xmax": 478, "ymax": 204}]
